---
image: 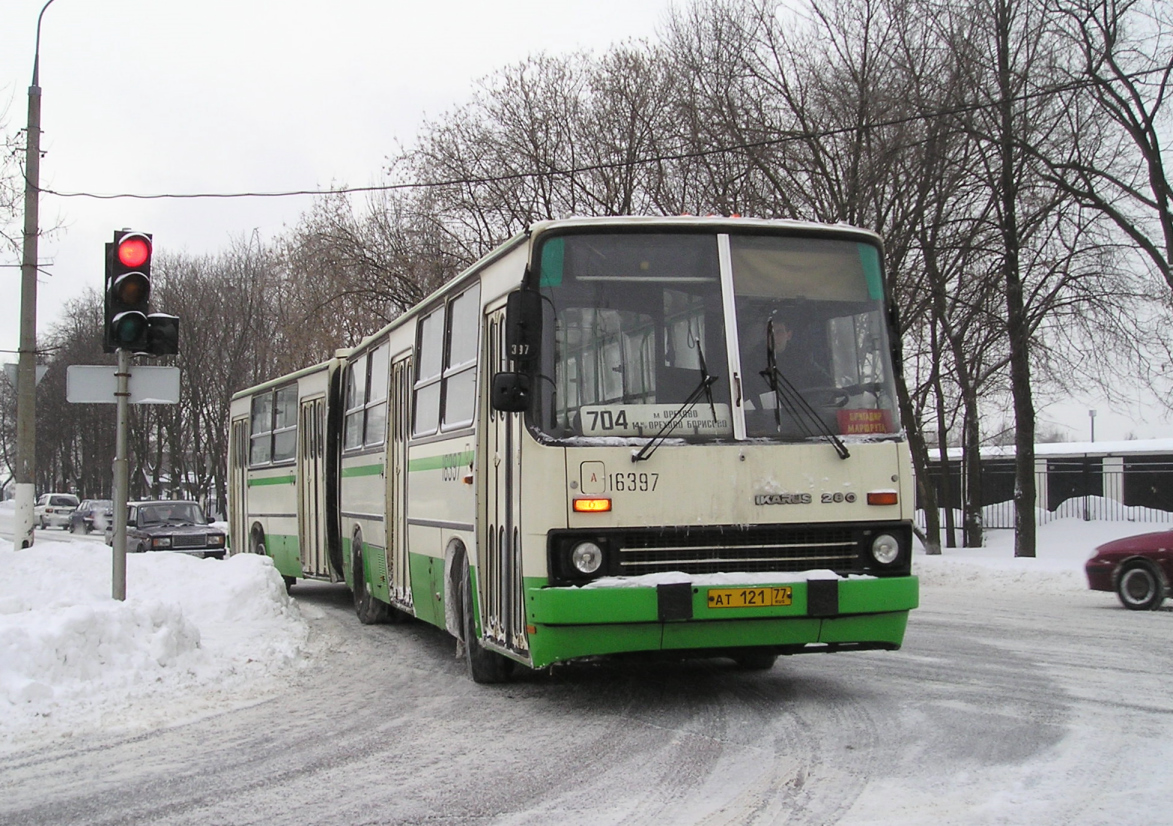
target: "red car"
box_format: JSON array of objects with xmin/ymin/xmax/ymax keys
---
[{"xmin": 1086, "ymin": 530, "xmax": 1172, "ymax": 610}]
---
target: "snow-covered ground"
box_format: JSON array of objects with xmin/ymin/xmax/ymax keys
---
[
  {"xmin": 2, "ymin": 499, "xmax": 1170, "ymax": 820},
  {"xmin": 0, "ymin": 501, "xmax": 309, "ymax": 747}
]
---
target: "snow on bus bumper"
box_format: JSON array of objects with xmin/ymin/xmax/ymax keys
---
[{"xmin": 524, "ymin": 572, "xmax": 919, "ymax": 668}]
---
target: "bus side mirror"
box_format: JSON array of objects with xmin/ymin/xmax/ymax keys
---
[
  {"xmin": 506, "ymin": 290, "xmax": 542, "ymax": 366},
  {"xmin": 491, "ymin": 372, "xmax": 531, "ymax": 412}
]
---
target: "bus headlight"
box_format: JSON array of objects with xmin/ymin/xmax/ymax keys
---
[
  {"xmin": 570, "ymin": 541, "xmax": 604, "ymax": 575},
  {"xmin": 870, "ymin": 533, "xmax": 900, "ymax": 565}
]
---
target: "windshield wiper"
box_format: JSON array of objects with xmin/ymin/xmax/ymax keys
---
[
  {"xmin": 759, "ymin": 319, "xmax": 850, "ymax": 460},
  {"xmin": 633, "ymin": 342, "xmax": 719, "ymax": 463}
]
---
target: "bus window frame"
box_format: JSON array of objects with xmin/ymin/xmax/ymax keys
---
[
  {"xmin": 249, "ymin": 382, "xmax": 299, "ymax": 467},
  {"xmin": 412, "ymin": 282, "xmax": 482, "ymax": 438},
  {"xmin": 344, "ymin": 344, "xmax": 391, "ymax": 453}
]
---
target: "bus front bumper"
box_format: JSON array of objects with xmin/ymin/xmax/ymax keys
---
[{"xmin": 523, "ymin": 575, "xmax": 918, "ymax": 669}]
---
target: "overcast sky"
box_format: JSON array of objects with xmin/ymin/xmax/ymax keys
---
[
  {"xmin": 3, "ymin": 0, "xmax": 1168, "ymax": 441},
  {"xmin": 1, "ymin": 0, "xmax": 675, "ymax": 342}
]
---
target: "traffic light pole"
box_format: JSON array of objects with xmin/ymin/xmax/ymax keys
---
[{"xmin": 111, "ymin": 348, "xmax": 131, "ymax": 601}]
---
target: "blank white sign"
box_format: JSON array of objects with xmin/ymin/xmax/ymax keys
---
[{"xmin": 66, "ymin": 365, "xmax": 181, "ymax": 404}]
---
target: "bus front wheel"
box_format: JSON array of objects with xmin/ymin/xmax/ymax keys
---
[{"xmin": 459, "ymin": 553, "xmax": 512, "ymax": 684}]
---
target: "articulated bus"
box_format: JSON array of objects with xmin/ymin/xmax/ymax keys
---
[{"xmin": 228, "ymin": 216, "xmax": 918, "ymax": 682}]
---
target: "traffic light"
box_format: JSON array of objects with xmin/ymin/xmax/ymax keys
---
[
  {"xmin": 104, "ymin": 230, "xmax": 153, "ymax": 353},
  {"xmin": 146, "ymin": 313, "xmax": 179, "ymax": 356},
  {"xmin": 102, "ymin": 230, "xmax": 180, "ymax": 355}
]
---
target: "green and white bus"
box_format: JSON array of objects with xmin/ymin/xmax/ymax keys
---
[{"xmin": 228, "ymin": 216, "xmax": 918, "ymax": 682}]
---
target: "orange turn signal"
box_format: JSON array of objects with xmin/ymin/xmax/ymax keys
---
[
  {"xmin": 573, "ymin": 498, "xmax": 612, "ymax": 513},
  {"xmin": 867, "ymin": 491, "xmax": 899, "ymax": 506}
]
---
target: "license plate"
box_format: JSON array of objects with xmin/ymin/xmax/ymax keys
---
[{"xmin": 707, "ymin": 586, "xmax": 793, "ymax": 609}]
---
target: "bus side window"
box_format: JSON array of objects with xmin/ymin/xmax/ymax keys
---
[
  {"xmin": 344, "ymin": 357, "xmax": 368, "ymax": 450},
  {"xmin": 272, "ymin": 385, "xmax": 298, "ymax": 462},
  {"xmin": 442, "ymin": 284, "xmax": 481, "ymax": 429},
  {"xmin": 250, "ymin": 393, "xmax": 273, "ymax": 465},
  {"xmin": 413, "ymin": 307, "xmax": 445, "ymax": 437}
]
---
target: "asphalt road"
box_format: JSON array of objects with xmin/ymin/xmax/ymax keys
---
[{"xmin": 1, "ymin": 577, "xmax": 1169, "ymax": 825}]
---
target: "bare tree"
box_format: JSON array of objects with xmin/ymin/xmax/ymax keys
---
[
  {"xmin": 151, "ymin": 238, "xmax": 290, "ymax": 514},
  {"xmin": 1045, "ymin": 0, "xmax": 1173, "ymax": 293},
  {"xmin": 1, "ymin": 106, "xmax": 23, "ymax": 261},
  {"xmin": 33, "ymin": 294, "xmax": 116, "ymax": 497},
  {"xmin": 277, "ymin": 189, "xmax": 459, "ymax": 351},
  {"xmin": 407, "ymin": 53, "xmax": 589, "ymax": 251}
]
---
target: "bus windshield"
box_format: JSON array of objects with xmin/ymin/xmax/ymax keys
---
[{"xmin": 532, "ymin": 230, "xmax": 900, "ymax": 444}]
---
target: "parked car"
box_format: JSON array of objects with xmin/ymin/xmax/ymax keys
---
[
  {"xmin": 70, "ymin": 499, "xmax": 114, "ymax": 534},
  {"xmin": 104, "ymin": 500, "xmax": 227, "ymax": 559},
  {"xmin": 34, "ymin": 493, "xmax": 80, "ymax": 529},
  {"xmin": 1086, "ymin": 530, "xmax": 1172, "ymax": 610}
]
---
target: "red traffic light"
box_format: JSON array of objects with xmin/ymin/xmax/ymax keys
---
[{"xmin": 116, "ymin": 235, "xmax": 151, "ymax": 269}]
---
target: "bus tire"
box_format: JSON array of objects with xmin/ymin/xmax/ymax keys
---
[
  {"xmin": 460, "ymin": 553, "xmax": 512, "ymax": 684},
  {"xmin": 732, "ymin": 652, "xmax": 778, "ymax": 670},
  {"xmin": 1116, "ymin": 561, "xmax": 1165, "ymax": 611},
  {"xmin": 250, "ymin": 525, "xmax": 267, "ymax": 556},
  {"xmin": 353, "ymin": 539, "xmax": 390, "ymax": 625}
]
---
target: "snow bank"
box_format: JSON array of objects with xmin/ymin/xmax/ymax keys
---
[
  {"xmin": 913, "ymin": 515, "xmax": 1156, "ymax": 596},
  {"xmin": 0, "ymin": 519, "xmax": 308, "ymax": 747}
]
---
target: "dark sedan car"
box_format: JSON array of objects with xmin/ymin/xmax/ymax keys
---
[
  {"xmin": 71, "ymin": 499, "xmax": 113, "ymax": 534},
  {"xmin": 105, "ymin": 500, "xmax": 227, "ymax": 559},
  {"xmin": 1086, "ymin": 529, "xmax": 1172, "ymax": 610}
]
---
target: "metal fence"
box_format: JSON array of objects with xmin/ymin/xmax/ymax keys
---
[{"xmin": 917, "ymin": 454, "xmax": 1173, "ymax": 529}]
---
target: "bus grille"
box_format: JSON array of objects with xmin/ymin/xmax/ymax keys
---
[{"xmin": 616, "ymin": 526, "xmax": 862, "ymax": 577}]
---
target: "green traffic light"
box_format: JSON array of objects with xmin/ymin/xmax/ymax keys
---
[{"xmin": 111, "ymin": 311, "xmax": 149, "ymax": 344}]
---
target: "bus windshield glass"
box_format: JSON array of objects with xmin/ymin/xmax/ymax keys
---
[{"xmin": 532, "ymin": 230, "xmax": 900, "ymax": 443}]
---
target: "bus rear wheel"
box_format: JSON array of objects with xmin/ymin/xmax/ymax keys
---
[{"xmin": 460, "ymin": 553, "xmax": 512, "ymax": 684}]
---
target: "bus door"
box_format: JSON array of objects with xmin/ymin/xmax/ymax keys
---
[
  {"xmin": 481, "ymin": 309, "xmax": 529, "ymax": 656},
  {"xmin": 386, "ymin": 357, "xmax": 413, "ymax": 609},
  {"xmin": 297, "ymin": 396, "xmax": 330, "ymax": 578},
  {"xmin": 229, "ymin": 417, "xmax": 249, "ymax": 555}
]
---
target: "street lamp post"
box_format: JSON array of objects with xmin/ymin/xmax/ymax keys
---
[
  {"xmin": 1089, "ymin": 409, "xmax": 1097, "ymax": 444},
  {"xmin": 14, "ymin": 0, "xmax": 56, "ymax": 549}
]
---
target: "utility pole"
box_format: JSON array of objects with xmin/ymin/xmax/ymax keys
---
[{"xmin": 15, "ymin": 0, "xmax": 57, "ymax": 549}]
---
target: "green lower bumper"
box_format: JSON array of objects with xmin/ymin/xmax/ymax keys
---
[{"xmin": 524, "ymin": 576, "xmax": 918, "ymax": 669}]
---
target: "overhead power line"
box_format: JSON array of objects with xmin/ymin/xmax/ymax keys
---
[{"xmin": 32, "ymin": 67, "xmax": 1167, "ymax": 203}]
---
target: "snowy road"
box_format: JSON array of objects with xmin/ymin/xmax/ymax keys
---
[{"xmin": 2, "ymin": 575, "xmax": 1169, "ymax": 825}]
